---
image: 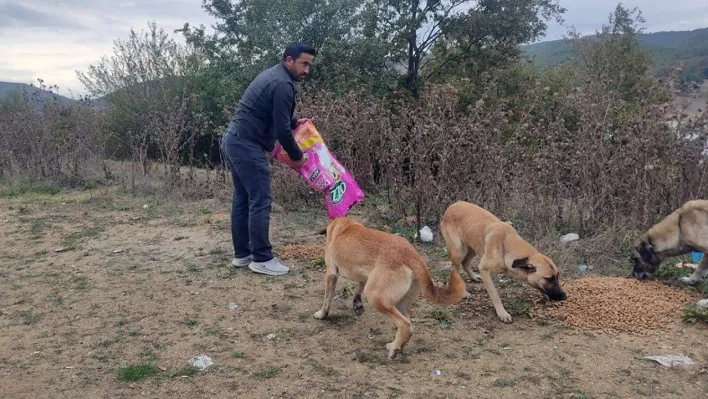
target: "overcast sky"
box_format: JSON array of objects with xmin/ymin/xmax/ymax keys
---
[{"xmin": 1, "ymin": 0, "xmax": 707, "ymax": 97}]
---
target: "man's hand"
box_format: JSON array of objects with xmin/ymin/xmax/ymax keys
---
[
  {"xmin": 296, "ymin": 118, "xmax": 309, "ymax": 126},
  {"xmin": 292, "ymin": 154, "xmax": 307, "ymax": 168}
]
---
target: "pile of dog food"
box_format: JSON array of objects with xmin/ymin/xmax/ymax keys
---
[
  {"xmin": 539, "ymin": 276, "xmax": 700, "ymax": 334},
  {"xmin": 278, "ymin": 243, "xmax": 324, "ymax": 261}
]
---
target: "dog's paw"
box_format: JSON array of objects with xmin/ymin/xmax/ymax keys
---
[
  {"xmin": 353, "ymin": 303, "xmax": 365, "ymax": 316},
  {"xmin": 353, "ymin": 295, "xmax": 365, "ymax": 316},
  {"xmin": 680, "ymin": 276, "xmax": 698, "ymax": 286},
  {"xmin": 386, "ymin": 343, "xmax": 402, "ymax": 360},
  {"xmin": 388, "ymin": 348, "xmax": 402, "ymax": 360},
  {"xmin": 470, "ymin": 273, "xmax": 481, "ymax": 282},
  {"xmin": 497, "ymin": 311, "xmax": 513, "ymax": 323},
  {"xmin": 463, "ymin": 290, "xmax": 473, "ymax": 299},
  {"xmin": 313, "ymin": 310, "xmax": 328, "ymax": 320}
]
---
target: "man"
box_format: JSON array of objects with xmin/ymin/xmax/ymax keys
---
[{"xmin": 222, "ymin": 42, "xmax": 316, "ymax": 276}]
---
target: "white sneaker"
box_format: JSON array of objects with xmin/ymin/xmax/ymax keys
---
[
  {"xmin": 232, "ymin": 255, "xmax": 253, "ymax": 268},
  {"xmin": 248, "ymin": 258, "xmax": 290, "ymax": 276}
]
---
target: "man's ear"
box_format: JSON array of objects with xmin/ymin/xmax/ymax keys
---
[{"xmin": 511, "ymin": 257, "xmax": 536, "ymax": 272}]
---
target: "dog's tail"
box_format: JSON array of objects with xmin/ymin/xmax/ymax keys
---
[{"xmin": 411, "ymin": 258, "xmax": 466, "ymax": 305}]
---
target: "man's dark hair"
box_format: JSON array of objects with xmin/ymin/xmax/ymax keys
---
[{"xmin": 283, "ymin": 42, "xmax": 317, "ymax": 62}]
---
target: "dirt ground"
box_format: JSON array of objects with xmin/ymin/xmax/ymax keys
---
[{"xmin": 1, "ymin": 186, "xmax": 706, "ymax": 399}]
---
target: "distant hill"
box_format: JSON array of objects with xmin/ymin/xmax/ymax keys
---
[
  {"xmin": 0, "ymin": 81, "xmax": 106, "ymax": 109},
  {"xmin": 523, "ymin": 28, "xmax": 708, "ymax": 82},
  {"xmin": 0, "ymin": 81, "xmax": 76, "ymax": 104}
]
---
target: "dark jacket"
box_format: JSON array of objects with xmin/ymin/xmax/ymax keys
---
[{"xmin": 226, "ymin": 63, "xmax": 303, "ymax": 161}]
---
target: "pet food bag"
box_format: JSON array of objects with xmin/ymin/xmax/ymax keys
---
[{"xmin": 272, "ymin": 119, "xmax": 365, "ymax": 219}]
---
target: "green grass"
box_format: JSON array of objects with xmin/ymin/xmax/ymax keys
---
[
  {"xmin": 30, "ymin": 219, "xmax": 48, "ymax": 236},
  {"xmin": 20, "ymin": 311, "xmax": 42, "ymax": 325},
  {"xmin": 234, "ymin": 352, "xmax": 246, "ymax": 359},
  {"xmin": 653, "ymin": 262, "xmax": 693, "ymax": 280},
  {"xmin": 493, "ymin": 378, "xmax": 518, "ymax": 388},
  {"xmin": 388, "ymin": 223, "xmax": 417, "ymax": 241},
  {"xmin": 682, "ymin": 304, "xmax": 708, "ymax": 324},
  {"xmin": 0, "ymin": 183, "xmax": 61, "ymax": 198},
  {"xmin": 312, "ymin": 256, "xmax": 326, "ymax": 269},
  {"xmin": 653, "ymin": 260, "xmax": 708, "ymax": 294},
  {"xmin": 432, "ymin": 309, "xmax": 452, "ymax": 328},
  {"xmin": 508, "ymin": 300, "xmax": 534, "ymax": 317},
  {"xmin": 255, "ymin": 366, "xmax": 281, "ymax": 379},
  {"xmin": 117, "ymin": 363, "xmax": 159, "ymax": 381},
  {"xmin": 73, "ymin": 276, "xmax": 90, "ymax": 291},
  {"xmin": 209, "ymin": 247, "xmax": 227, "ymax": 256},
  {"xmin": 307, "ymin": 359, "xmax": 339, "ymax": 377}
]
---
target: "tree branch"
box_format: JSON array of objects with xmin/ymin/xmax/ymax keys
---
[{"xmin": 423, "ymin": 36, "xmax": 482, "ymax": 80}]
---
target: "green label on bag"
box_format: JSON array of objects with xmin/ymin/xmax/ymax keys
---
[{"xmin": 329, "ymin": 181, "xmax": 346, "ymax": 205}]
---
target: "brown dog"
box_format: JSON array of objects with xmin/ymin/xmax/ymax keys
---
[
  {"xmin": 632, "ymin": 199, "xmax": 708, "ymax": 284},
  {"xmin": 313, "ymin": 216, "xmax": 466, "ymax": 359},
  {"xmin": 440, "ymin": 201, "xmax": 567, "ymax": 323}
]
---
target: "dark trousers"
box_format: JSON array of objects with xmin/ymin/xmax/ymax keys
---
[{"xmin": 222, "ymin": 132, "xmax": 274, "ymax": 263}]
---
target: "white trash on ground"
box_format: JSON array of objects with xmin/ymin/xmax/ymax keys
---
[
  {"xmin": 697, "ymin": 299, "xmax": 708, "ymax": 309},
  {"xmin": 577, "ymin": 264, "xmax": 595, "ymax": 272},
  {"xmin": 189, "ymin": 355, "xmax": 214, "ymax": 371},
  {"xmin": 419, "ymin": 226, "xmax": 434, "ymax": 243},
  {"xmin": 643, "ymin": 354, "xmax": 694, "ymax": 367},
  {"xmin": 559, "ymin": 233, "xmax": 580, "ymax": 243}
]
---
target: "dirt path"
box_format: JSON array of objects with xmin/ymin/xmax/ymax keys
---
[{"xmin": 1, "ymin": 188, "xmax": 706, "ymax": 398}]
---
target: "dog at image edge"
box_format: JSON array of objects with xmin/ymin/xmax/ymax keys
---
[
  {"xmin": 440, "ymin": 201, "xmax": 567, "ymax": 323},
  {"xmin": 313, "ymin": 216, "xmax": 466, "ymax": 359},
  {"xmin": 631, "ymin": 199, "xmax": 708, "ymax": 284}
]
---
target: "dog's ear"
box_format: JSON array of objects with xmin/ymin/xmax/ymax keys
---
[
  {"xmin": 511, "ymin": 257, "xmax": 536, "ymax": 272},
  {"xmin": 638, "ymin": 241, "xmax": 654, "ymax": 263}
]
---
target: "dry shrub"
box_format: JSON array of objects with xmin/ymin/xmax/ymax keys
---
[
  {"xmin": 287, "ymin": 75, "xmax": 707, "ymax": 238},
  {"xmin": 0, "ymin": 85, "xmax": 107, "ymax": 185},
  {"xmin": 3, "ymin": 70, "xmax": 705, "ymax": 243}
]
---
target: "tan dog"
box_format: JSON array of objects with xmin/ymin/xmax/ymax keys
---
[
  {"xmin": 313, "ymin": 216, "xmax": 466, "ymax": 359},
  {"xmin": 632, "ymin": 200, "xmax": 708, "ymax": 284},
  {"xmin": 440, "ymin": 201, "xmax": 567, "ymax": 323}
]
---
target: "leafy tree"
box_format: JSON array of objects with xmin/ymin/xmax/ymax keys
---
[
  {"xmin": 181, "ymin": 0, "xmax": 397, "ymax": 96},
  {"xmin": 564, "ymin": 3, "xmax": 653, "ymax": 102},
  {"xmin": 424, "ymin": 0, "xmax": 565, "ymax": 86},
  {"xmin": 182, "ymin": 0, "xmax": 564, "ymax": 100}
]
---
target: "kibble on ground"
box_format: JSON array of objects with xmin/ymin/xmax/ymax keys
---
[
  {"xmin": 279, "ymin": 243, "xmax": 323, "ymax": 262},
  {"xmin": 538, "ymin": 276, "xmax": 700, "ymax": 334}
]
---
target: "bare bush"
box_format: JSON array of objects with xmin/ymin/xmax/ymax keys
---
[
  {"xmin": 0, "ymin": 82, "xmax": 106, "ymax": 185},
  {"xmin": 285, "ymin": 71, "xmax": 706, "ymax": 237},
  {"xmin": 77, "ymin": 22, "xmax": 221, "ymax": 197}
]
